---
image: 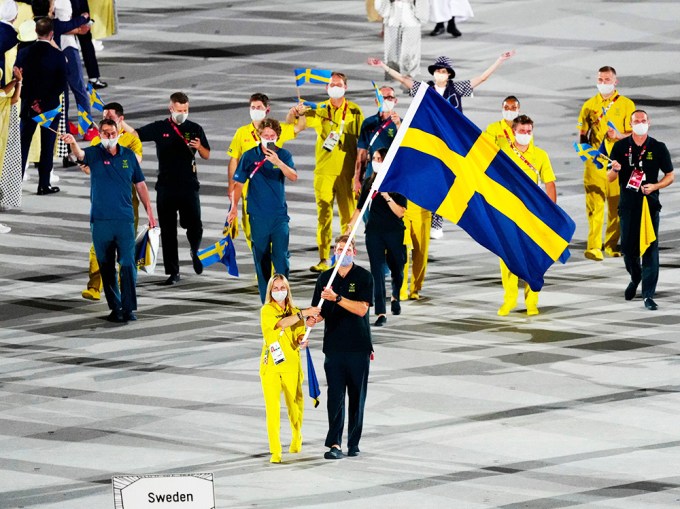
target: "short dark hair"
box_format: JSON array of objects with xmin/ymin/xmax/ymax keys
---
[
  {"xmin": 331, "ymin": 72, "xmax": 347, "ymax": 85},
  {"xmin": 31, "ymin": 0, "xmax": 50, "ymax": 16},
  {"xmin": 631, "ymin": 109, "xmax": 648, "ymax": 120},
  {"xmin": 170, "ymin": 92, "xmax": 189, "ymax": 104},
  {"xmin": 375, "ymin": 147, "xmax": 388, "ymax": 160},
  {"xmin": 599, "ymin": 66, "xmax": 616, "ymax": 75},
  {"xmin": 258, "ymin": 118, "xmax": 281, "ymax": 137},
  {"xmin": 99, "ymin": 118, "xmax": 118, "ymax": 130},
  {"xmin": 503, "ymin": 95, "xmax": 520, "ymax": 106},
  {"xmin": 103, "ymin": 102, "xmax": 124, "ymax": 117},
  {"xmin": 512, "ymin": 114, "xmax": 534, "ymax": 129},
  {"xmin": 250, "ymin": 93, "xmax": 270, "ymax": 107},
  {"xmin": 35, "ymin": 17, "xmax": 53, "ymax": 37}
]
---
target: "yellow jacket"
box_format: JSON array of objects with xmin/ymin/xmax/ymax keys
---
[{"xmin": 259, "ymin": 302, "xmax": 305, "ymax": 375}]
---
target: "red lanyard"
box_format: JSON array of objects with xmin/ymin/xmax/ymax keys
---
[
  {"xmin": 249, "ymin": 157, "xmax": 267, "ymax": 179},
  {"xmin": 167, "ymin": 118, "xmax": 190, "ymax": 146},
  {"xmin": 326, "ymin": 100, "xmax": 348, "ymax": 125},
  {"xmin": 510, "ymin": 143, "xmax": 540, "ymax": 182},
  {"xmin": 627, "ymin": 143, "xmax": 647, "ymax": 168},
  {"xmin": 595, "ymin": 93, "xmax": 620, "ymax": 125},
  {"xmin": 250, "ymin": 124, "xmax": 259, "ymax": 143},
  {"xmin": 368, "ymin": 118, "xmax": 394, "ymax": 148}
]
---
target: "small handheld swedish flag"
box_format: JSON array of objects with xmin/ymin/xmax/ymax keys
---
[
  {"xmin": 371, "ymin": 81, "xmax": 384, "ymax": 112},
  {"xmin": 77, "ymin": 104, "xmax": 95, "ymax": 136},
  {"xmin": 573, "ymin": 142, "xmax": 609, "ymax": 169},
  {"xmin": 87, "ymin": 83, "xmax": 104, "ymax": 112},
  {"xmin": 32, "ymin": 104, "xmax": 62, "ymax": 128},
  {"xmin": 294, "ymin": 68, "xmax": 332, "ymax": 87},
  {"xmin": 197, "ymin": 234, "xmax": 239, "ymax": 277}
]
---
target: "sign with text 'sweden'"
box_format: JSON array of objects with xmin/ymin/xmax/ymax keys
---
[{"xmin": 112, "ymin": 473, "xmax": 215, "ymax": 509}]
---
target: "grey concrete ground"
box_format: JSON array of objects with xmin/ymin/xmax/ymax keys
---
[{"xmin": 1, "ymin": 0, "xmax": 680, "ymax": 507}]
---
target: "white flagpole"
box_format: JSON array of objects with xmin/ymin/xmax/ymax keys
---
[{"xmin": 300, "ymin": 83, "xmax": 430, "ymax": 346}]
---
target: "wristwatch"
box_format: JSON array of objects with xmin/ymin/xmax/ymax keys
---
[{"xmin": 335, "ymin": 295, "xmax": 343, "ymax": 303}]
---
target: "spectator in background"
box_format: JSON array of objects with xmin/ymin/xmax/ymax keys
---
[{"xmin": 429, "ymin": 0, "xmax": 473, "ymax": 37}]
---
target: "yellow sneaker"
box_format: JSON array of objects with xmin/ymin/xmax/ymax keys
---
[
  {"xmin": 409, "ymin": 292, "xmax": 420, "ymax": 300},
  {"xmin": 526, "ymin": 306, "xmax": 539, "ymax": 316},
  {"xmin": 497, "ymin": 303, "xmax": 515, "ymax": 316},
  {"xmin": 81, "ymin": 287, "xmax": 101, "ymax": 301},
  {"xmin": 584, "ymin": 248, "xmax": 604, "ymax": 261},
  {"xmin": 310, "ymin": 261, "xmax": 330, "ymax": 273},
  {"xmin": 289, "ymin": 435, "xmax": 302, "ymax": 453},
  {"xmin": 605, "ymin": 248, "xmax": 622, "ymax": 257},
  {"xmin": 270, "ymin": 453, "xmax": 282, "ymax": 464}
]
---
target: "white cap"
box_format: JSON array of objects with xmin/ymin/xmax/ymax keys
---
[
  {"xmin": 0, "ymin": 0, "xmax": 19, "ymax": 22},
  {"xmin": 17, "ymin": 18, "xmax": 36, "ymax": 42}
]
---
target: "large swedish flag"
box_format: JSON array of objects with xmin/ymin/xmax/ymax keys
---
[{"xmin": 377, "ymin": 85, "xmax": 575, "ymax": 291}]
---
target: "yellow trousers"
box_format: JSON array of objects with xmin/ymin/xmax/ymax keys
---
[
  {"xmin": 584, "ymin": 162, "xmax": 620, "ymax": 251},
  {"xmin": 500, "ymin": 259, "xmax": 539, "ymax": 309},
  {"xmin": 261, "ymin": 369, "xmax": 304, "ymax": 456},
  {"xmin": 400, "ymin": 202, "xmax": 431, "ymax": 300},
  {"xmin": 314, "ymin": 173, "xmax": 356, "ymax": 261},
  {"xmin": 86, "ymin": 188, "xmax": 139, "ymax": 290}
]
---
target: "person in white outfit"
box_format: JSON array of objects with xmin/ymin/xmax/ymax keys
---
[
  {"xmin": 429, "ymin": 0, "xmax": 473, "ymax": 37},
  {"xmin": 375, "ymin": 0, "xmax": 429, "ymax": 79}
]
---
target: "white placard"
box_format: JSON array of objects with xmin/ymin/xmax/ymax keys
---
[{"xmin": 112, "ymin": 473, "xmax": 215, "ymax": 509}]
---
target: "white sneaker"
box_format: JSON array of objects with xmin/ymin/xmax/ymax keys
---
[
  {"xmin": 93, "ymin": 39, "xmax": 104, "ymax": 51},
  {"xmin": 0, "ymin": 223, "xmax": 11, "ymax": 234},
  {"xmin": 51, "ymin": 171, "xmax": 60, "ymax": 183},
  {"xmin": 430, "ymin": 227, "xmax": 444, "ymax": 240}
]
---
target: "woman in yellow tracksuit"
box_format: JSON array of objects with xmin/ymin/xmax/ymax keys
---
[{"xmin": 260, "ymin": 274, "xmax": 310, "ymax": 463}]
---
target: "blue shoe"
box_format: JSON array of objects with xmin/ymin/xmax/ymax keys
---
[{"xmin": 644, "ymin": 298, "xmax": 658, "ymax": 311}]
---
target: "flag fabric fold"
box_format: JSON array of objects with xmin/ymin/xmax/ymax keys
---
[
  {"xmin": 294, "ymin": 68, "xmax": 332, "ymax": 86},
  {"xmin": 377, "ymin": 85, "xmax": 575, "ymax": 292},
  {"xmin": 640, "ymin": 195, "xmax": 656, "ymax": 256},
  {"xmin": 197, "ymin": 234, "xmax": 239, "ymax": 277},
  {"xmin": 32, "ymin": 104, "xmax": 62, "ymax": 128},
  {"xmin": 305, "ymin": 347, "xmax": 321, "ymax": 408}
]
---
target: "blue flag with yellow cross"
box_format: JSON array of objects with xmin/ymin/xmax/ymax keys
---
[{"xmin": 377, "ymin": 85, "xmax": 575, "ymax": 292}]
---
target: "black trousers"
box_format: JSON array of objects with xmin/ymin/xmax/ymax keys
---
[
  {"xmin": 156, "ymin": 186, "xmax": 203, "ymax": 276},
  {"xmin": 324, "ymin": 351, "xmax": 370, "ymax": 450},
  {"xmin": 20, "ymin": 114, "xmax": 60, "ymax": 189},
  {"xmin": 77, "ymin": 31, "xmax": 100, "ymax": 80},
  {"xmin": 366, "ymin": 229, "xmax": 406, "ymax": 315},
  {"xmin": 620, "ymin": 205, "xmax": 660, "ymax": 299}
]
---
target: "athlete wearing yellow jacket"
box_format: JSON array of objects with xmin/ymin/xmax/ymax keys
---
[
  {"xmin": 305, "ymin": 73, "xmax": 364, "ymax": 272},
  {"xmin": 577, "ymin": 66, "xmax": 635, "ymax": 261},
  {"xmin": 499, "ymin": 115, "xmax": 556, "ymax": 316},
  {"xmin": 260, "ymin": 275, "xmax": 311, "ymax": 464}
]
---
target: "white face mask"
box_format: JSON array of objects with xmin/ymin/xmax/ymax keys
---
[
  {"xmin": 382, "ymin": 100, "xmax": 395, "ymax": 112},
  {"xmin": 502, "ymin": 109, "xmax": 519, "ymax": 122},
  {"xmin": 271, "ymin": 290, "xmax": 287, "ymax": 303},
  {"xmin": 514, "ymin": 133, "xmax": 532, "ymax": 146},
  {"xmin": 632, "ymin": 123, "xmax": 649, "ymax": 136},
  {"xmin": 372, "ymin": 162, "xmax": 383, "ymax": 173},
  {"xmin": 327, "ymin": 86, "xmax": 345, "ymax": 99},
  {"xmin": 249, "ymin": 108, "xmax": 266, "ymax": 122},
  {"xmin": 171, "ymin": 111, "xmax": 188, "ymax": 124},
  {"xmin": 597, "ymin": 83, "xmax": 615, "ymax": 96},
  {"xmin": 433, "ymin": 71, "xmax": 449, "ymax": 84},
  {"xmin": 100, "ymin": 136, "xmax": 119, "ymax": 150},
  {"xmin": 261, "ymin": 138, "xmax": 278, "ymax": 151},
  {"xmin": 338, "ymin": 254, "xmax": 353, "ymax": 267}
]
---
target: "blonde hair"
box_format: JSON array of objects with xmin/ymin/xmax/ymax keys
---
[{"xmin": 264, "ymin": 274, "xmax": 296, "ymax": 310}]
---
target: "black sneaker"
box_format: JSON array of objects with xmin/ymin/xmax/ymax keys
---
[
  {"xmin": 90, "ymin": 78, "xmax": 108, "ymax": 89},
  {"xmin": 644, "ymin": 298, "xmax": 658, "ymax": 311},
  {"xmin": 347, "ymin": 446, "xmax": 360, "ymax": 457},
  {"xmin": 191, "ymin": 250, "xmax": 203, "ymax": 275},
  {"xmin": 324, "ymin": 447, "xmax": 343, "ymax": 460},
  {"xmin": 106, "ymin": 310, "xmax": 125, "ymax": 323},
  {"xmin": 391, "ymin": 300, "xmax": 401, "ymax": 315},
  {"xmin": 374, "ymin": 315, "xmax": 387, "ymax": 327},
  {"xmin": 624, "ymin": 281, "xmax": 638, "ymax": 301},
  {"xmin": 162, "ymin": 274, "xmax": 180, "ymax": 285},
  {"xmin": 124, "ymin": 311, "xmax": 137, "ymax": 322}
]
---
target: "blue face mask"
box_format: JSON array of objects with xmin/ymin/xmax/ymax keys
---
[{"xmin": 338, "ymin": 254, "xmax": 353, "ymax": 267}]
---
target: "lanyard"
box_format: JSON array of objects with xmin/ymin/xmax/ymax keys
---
[
  {"xmin": 167, "ymin": 118, "xmax": 197, "ymax": 159},
  {"xmin": 326, "ymin": 100, "xmax": 348, "ymax": 136},
  {"xmin": 250, "ymin": 123, "xmax": 260, "ymax": 143},
  {"xmin": 368, "ymin": 118, "xmax": 394, "ymax": 149},
  {"xmin": 627, "ymin": 142, "xmax": 647, "ymax": 168},
  {"xmin": 249, "ymin": 156, "xmax": 267, "ymax": 179},
  {"xmin": 509, "ymin": 143, "xmax": 541, "ymax": 183},
  {"xmin": 595, "ymin": 93, "xmax": 620, "ymax": 125},
  {"xmin": 502, "ymin": 127, "xmax": 514, "ymax": 146}
]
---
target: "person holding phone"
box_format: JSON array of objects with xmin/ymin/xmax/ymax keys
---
[{"xmin": 228, "ymin": 119, "xmax": 298, "ymax": 302}]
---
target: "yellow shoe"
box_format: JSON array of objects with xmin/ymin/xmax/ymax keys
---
[
  {"xmin": 289, "ymin": 436, "xmax": 302, "ymax": 453},
  {"xmin": 270, "ymin": 453, "xmax": 282, "ymax": 463},
  {"xmin": 82, "ymin": 287, "xmax": 101, "ymax": 301},
  {"xmin": 584, "ymin": 248, "xmax": 604, "ymax": 261},
  {"xmin": 605, "ymin": 248, "xmax": 622, "ymax": 257},
  {"xmin": 526, "ymin": 306, "xmax": 539, "ymax": 316},
  {"xmin": 399, "ymin": 291, "xmax": 409, "ymax": 301},
  {"xmin": 409, "ymin": 292, "xmax": 420, "ymax": 300},
  {"xmin": 497, "ymin": 303, "xmax": 515, "ymax": 316},
  {"xmin": 310, "ymin": 261, "xmax": 330, "ymax": 273}
]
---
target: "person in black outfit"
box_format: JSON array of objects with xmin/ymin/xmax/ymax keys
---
[
  {"xmin": 0, "ymin": 0, "xmax": 19, "ymax": 87},
  {"xmin": 346, "ymin": 148, "xmax": 406, "ymax": 327},
  {"xmin": 126, "ymin": 92, "xmax": 211, "ymax": 285},
  {"xmin": 308, "ymin": 234, "xmax": 374, "ymax": 460},
  {"xmin": 16, "ymin": 17, "xmax": 68, "ymax": 194},
  {"xmin": 70, "ymin": 0, "xmax": 107, "ymax": 88},
  {"xmin": 608, "ymin": 110, "xmax": 674, "ymax": 311}
]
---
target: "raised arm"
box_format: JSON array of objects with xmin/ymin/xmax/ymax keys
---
[
  {"xmin": 368, "ymin": 57, "xmax": 415, "ymax": 91},
  {"xmin": 470, "ymin": 50, "xmax": 515, "ymax": 89}
]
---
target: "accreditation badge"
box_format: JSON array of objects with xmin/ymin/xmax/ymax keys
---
[
  {"xmin": 626, "ymin": 168, "xmax": 645, "ymax": 191},
  {"xmin": 270, "ymin": 341, "xmax": 286, "ymax": 365}
]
